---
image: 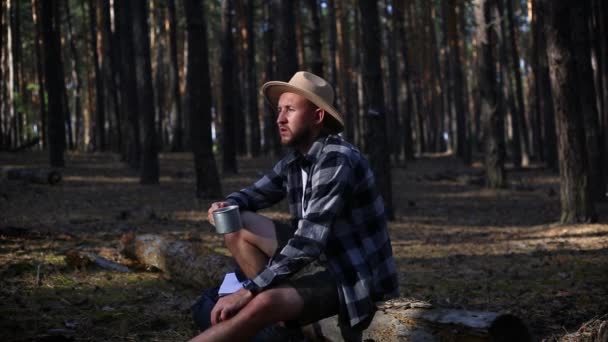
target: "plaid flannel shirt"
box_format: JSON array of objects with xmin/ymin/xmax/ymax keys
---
[{"xmin": 226, "ymin": 134, "xmax": 399, "ymax": 328}]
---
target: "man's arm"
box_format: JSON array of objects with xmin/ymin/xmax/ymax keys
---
[
  {"xmin": 249, "ymin": 154, "xmax": 353, "ymax": 289},
  {"xmin": 225, "ymin": 160, "xmax": 287, "ymax": 211}
]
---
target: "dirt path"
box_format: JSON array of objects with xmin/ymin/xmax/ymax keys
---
[{"xmin": 1, "ymin": 151, "xmax": 607, "ymax": 341}]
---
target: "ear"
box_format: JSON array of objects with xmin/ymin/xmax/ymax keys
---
[{"xmin": 313, "ymin": 107, "xmax": 326, "ymax": 126}]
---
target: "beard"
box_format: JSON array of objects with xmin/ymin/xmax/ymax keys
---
[{"xmin": 280, "ymin": 125, "xmax": 313, "ymax": 148}]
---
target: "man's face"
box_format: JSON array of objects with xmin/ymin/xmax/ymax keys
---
[{"xmin": 276, "ymin": 92, "xmax": 318, "ymax": 147}]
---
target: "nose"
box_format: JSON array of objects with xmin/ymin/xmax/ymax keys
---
[{"xmin": 276, "ymin": 108, "xmax": 287, "ymax": 125}]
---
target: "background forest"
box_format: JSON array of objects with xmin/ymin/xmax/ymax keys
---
[{"xmin": 1, "ymin": 0, "xmax": 607, "ymax": 341}]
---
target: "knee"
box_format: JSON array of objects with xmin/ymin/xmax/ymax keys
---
[{"xmin": 223, "ymin": 229, "xmax": 244, "ymax": 247}]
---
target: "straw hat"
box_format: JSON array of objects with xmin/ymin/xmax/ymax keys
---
[{"xmin": 261, "ymin": 71, "xmax": 344, "ymax": 133}]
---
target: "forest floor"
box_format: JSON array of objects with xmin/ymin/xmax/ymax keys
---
[{"xmin": 1, "ymin": 150, "xmax": 607, "ymax": 341}]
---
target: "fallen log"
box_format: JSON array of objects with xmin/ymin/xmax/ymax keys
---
[
  {"xmin": 119, "ymin": 233, "xmax": 235, "ymax": 289},
  {"xmin": 2, "ymin": 167, "xmax": 61, "ymax": 185},
  {"xmin": 302, "ymin": 298, "xmax": 531, "ymax": 341}
]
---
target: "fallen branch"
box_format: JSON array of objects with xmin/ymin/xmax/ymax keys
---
[
  {"xmin": 2, "ymin": 167, "xmax": 62, "ymax": 185},
  {"xmin": 65, "ymin": 249, "xmax": 131, "ymax": 273}
]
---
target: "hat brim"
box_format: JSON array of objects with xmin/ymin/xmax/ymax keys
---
[{"xmin": 261, "ymin": 81, "xmax": 344, "ymax": 133}]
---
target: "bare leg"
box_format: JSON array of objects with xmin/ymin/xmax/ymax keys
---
[
  {"xmin": 223, "ymin": 211, "xmax": 279, "ymax": 278},
  {"xmin": 190, "ymin": 286, "xmax": 304, "ymax": 342}
]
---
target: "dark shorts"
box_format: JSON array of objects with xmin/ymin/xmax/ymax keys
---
[{"xmin": 272, "ymin": 220, "xmax": 340, "ymax": 326}]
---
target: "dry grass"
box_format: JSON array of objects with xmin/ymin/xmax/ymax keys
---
[{"xmin": 1, "ymin": 151, "xmax": 607, "ymax": 341}]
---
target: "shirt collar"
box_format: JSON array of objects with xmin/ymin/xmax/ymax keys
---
[{"xmin": 285, "ymin": 133, "xmax": 332, "ymax": 166}]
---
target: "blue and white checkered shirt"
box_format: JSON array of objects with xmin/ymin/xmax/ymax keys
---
[{"xmin": 226, "ymin": 134, "xmax": 399, "ymax": 328}]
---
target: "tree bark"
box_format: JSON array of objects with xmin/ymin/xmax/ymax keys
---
[
  {"xmin": 0, "ymin": 0, "xmax": 5, "ymax": 150},
  {"xmin": 31, "ymin": 0, "xmax": 47, "ymax": 148},
  {"xmin": 120, "ymin": 233, "xmax": 234, "ymax": 289},
  {"xmin": 447, "ymin": 0, "xmax": 468, "ymax": 162},
  {"xmin": 64, "ymin": 1, "xmax": 84, "ymax": 149},
  {"xmin": 243, "ymin": 0, "xmax": 261, "ymax": 157},
  {"xmin": 496, "ymin": 0, "xmax": 522, "ymax": 169},
  {"xmin": 533, "ymin": 0, "xmax": 558, "ymax": 171},
  {"xmin": 543, "ymin": 0, "xmax": 597, "ymax": 223},
  {"xmin": 393, "ymin": 0, "xmax": 415, "ymax": 161},
  {"xmin": 116, "ymin": 0, "xmax": 141, "ymax": 170},
  {"xmin": 272, "ymin": 0, "xmax": 298, "ymax": 81},
  {"xmin": 570, "ymin": 0, "xmax": 605, "ymax": 202},
  {"xmin": 99, "ymin": 0, "xmax": 121, "ymax": 152},
  {"xmin": 167, "ymin": 0, "xmax": 183, "ymax": 152},
  {"xmin": 41, "ymin": 0, "xmax": 65, "ymax": 167},
  {"xmin": 305, "ymin": 0, "xmax": 323, "ymax": 77},
  {"xmin": 89, "ymin": 0, "xmax": 105, "ymax": 150},
  {"xmin": 10, "ymin": 0, "xmax": 23, "ymax": 147},
  {"xmin": 183, "ymin": 0, "xmax": 223, "ymax": 199},
  {"xmin": 131, "ymin": 0, "xmax": 159, "ymax": 184},
  {"xmin": 335, "ymin": 0, "xmax": 352, "ymax": 143},
  {"xmin": 357, "ymin": 0, "xmax": 394, "ymax": 220},
  {"xmin": 476, "ymin": 0, "xmax": 506, "ymax": 188},
  {"xmin": 263, "ymin": 0, "xmax": 280, "ymax": 156},
  {"xmin": 506, "ymin": 0, "xmax": 531, "ymax": 163},
  {"xmin": 326, "ymin": 0, "xmax": 338, "ymax": 89},
  {"xmin": 221, "ymin": 0, "xmax": 238, "ymax": 174},
  {"xmin": 384, "ymin": 0, "xmax": 401, "ymax": 163}
]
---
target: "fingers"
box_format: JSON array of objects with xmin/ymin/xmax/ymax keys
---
[
  {"xmin": 207, "ymin": 202, "xmax": 230, "ymax": 225},
  {"xmin": 211, "ymin": 304, "xmax": 220, "ymax": 325},
  {"xmin": 220, "ymin": 307, "xmax": 232, "ymax": 322}
]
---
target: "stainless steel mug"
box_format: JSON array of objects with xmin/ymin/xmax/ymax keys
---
[{"xmin": 212, "ymin": 205, "xmax": 242, "ymax": 234}]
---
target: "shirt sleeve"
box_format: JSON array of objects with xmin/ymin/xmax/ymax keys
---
[
  {"xmin": 251, "ymin": 154, "xmax": 353, "ymax": 289},
  {"xmin": 225, "ymin": 159, "xmax": 287, "ymax": 211}
]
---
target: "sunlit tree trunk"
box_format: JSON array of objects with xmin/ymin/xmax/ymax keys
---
[
  {"xmin": 543, "ymin": 0, "xmax": 596, "ymax": 223},
  {"xmin": 447, "ymin": 0, "xmax": 468, "ymax": 162},
  {"xmin": 183, "ymin": 0, "xmax": 222, "ymax": 198},
  {"xmin": 358, "ymin": 0, "xmax": 394, "ymax": 220},
  {"xmin": 41, "ymin": 0, "xmax": 66, "ymax": 167},
  {"xmin": 393, "ymin": 0, "xmax": 414, "ymax": 161}
]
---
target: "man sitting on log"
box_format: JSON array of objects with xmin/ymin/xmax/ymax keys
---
[{"xmin": 191, "ymin": 71, "xmax": 399, "ymax": 341}]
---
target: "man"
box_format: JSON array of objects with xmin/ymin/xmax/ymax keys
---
[{"xmin": 191, "ymin": 71, "xmax": 398, "ymax": 341}]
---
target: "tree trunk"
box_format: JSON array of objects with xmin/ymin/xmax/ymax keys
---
[
  {"xmin": 0, "ymin": 0, "xmax": 5, "ymax": 150},
  {"xmin": 89, "ymin": 0, "xmax": 105, "ymax": 151},
  {"xmin": 335, "ymin": 0, "xmax": 352, "ymax": 143},
  {"xmin": 506, "ymin": 0, "xmax": 531, "ymax": 164},
  {"xmin": 116, "ymin": 0, "xmax": 141, "ymax": 170},
  {"xmin": 272, "ymin": 0, "xmax": 298, "ymax": 81},
  {"xmin": 41, "ymin": 0, "xmax": 65, "ymax": 167},
  {"xmin": 64, "ymin": 1, "xmax": 84, "ymax": 149},
  {"xmin": 131, "ymin": 0, "xmax": 159, "ymax": 184},
  {"xmin": 183, "ymin": 0, "xmax": 222, "ymax": 199},
  {"xmin": 263, "ymin": 0, "xmax": 280, "ymax": 156},
  {"xmin": 357, "ymin": 0, "xmax": 394, "ymax": 220},
  {"xmin": 447, "ymin": 0, "xmax": 468, "ymax": 163},
  {"xmin": 543, "ymin": 0, "xmax": 597, "ymax": 223},
  {"xmin": 167, "ymin": 0, "xmax": 183, "ymax": 152},
  {"xmin": 153, "ymin": 1, "xmax": 167, "ymax": 148},
  {"xmin": 393, "ymin": 0, "xmax": 414, "ymax": 161},
  {"xmin": 496, "ymin": 0, "xmax": 522, "ymax": 169},
  {"xmin": 383, "ymin": 0, "xmax": 401, "ymax": 163},
  {"xmin": 476, "ymin": 0, "xmax": 506, "ymax": 188},
  {"xmin": 221, "ymin": 0, "xmax": 238, "ymax": 174},
  {"xmin": 305, "ymin": 0, "xmax": 323, "ymax": 77},
  {"xmin": 99, "ymin": 0, "xmax": 121, "ymax": 152},
  {"xmin": 31, "ymin": 0, "xmax": 47, "ymax": 148},
  {"xmin": 534, "ymin": 0, "xmax": 558, "ymax": 171},
  {"xmin": 244, "ymin": 0, "xmax": 261, "ymax": 157},
  {"xmin": 6, "ymin": 0, "xmax": 15, "ymax": 149},
  {"xmin": 326, "ymin": 0, "xmax": 338, "ymax": 89},
  {"xmin": 570, "ymin": 0, "xmax": 605, "ymax": 202},
  {"xmin": 10, "ymin": 0, "xmax": 23, "ymax": 147}
]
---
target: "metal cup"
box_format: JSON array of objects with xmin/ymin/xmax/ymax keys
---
[{"xmin": 212, "ymin": 205, "xmax": 242, "ymax": 234}]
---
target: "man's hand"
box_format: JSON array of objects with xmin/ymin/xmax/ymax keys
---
[
  {"xmin": 207, "ymin": 201, "xmax": 231, "ymax": 226},
  {"xmin": 210, "ymin": 288, "xmax": 254, "ymax": 325}
]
